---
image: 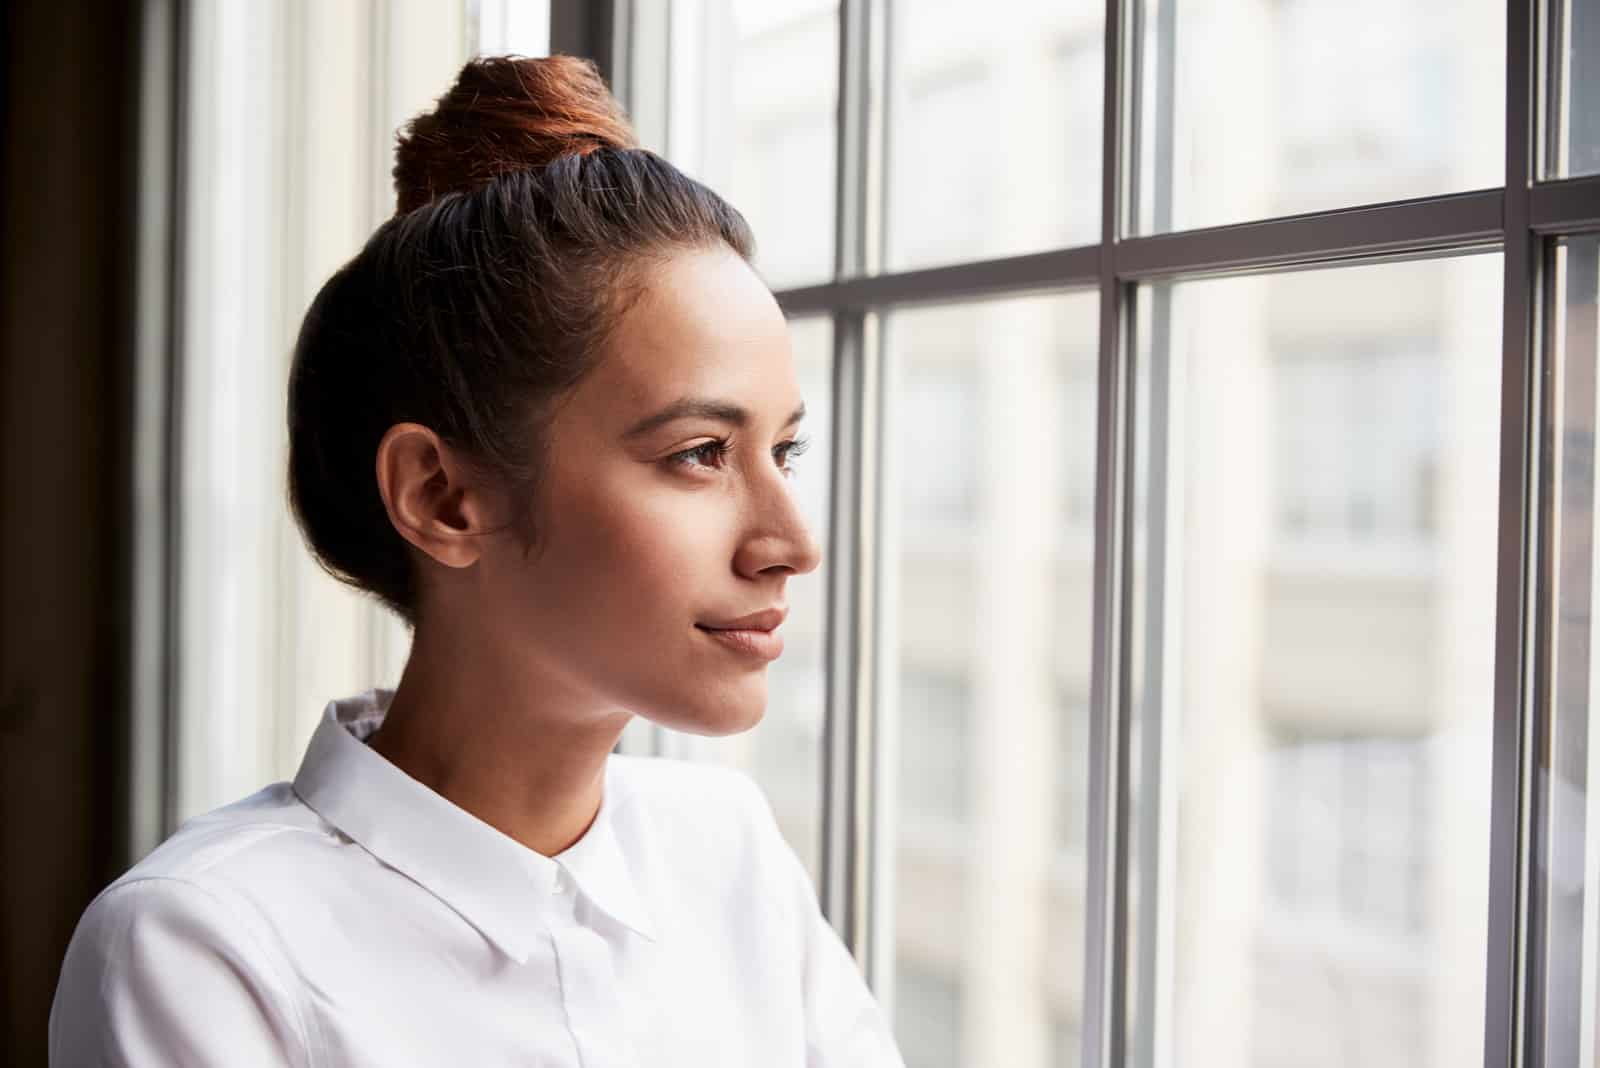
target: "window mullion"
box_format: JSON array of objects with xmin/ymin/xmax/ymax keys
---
[
  {"xmin": 821, "ymin": 0, "xmax": 888, "ymax": 986},
  {"xmin": 1487, "ymin": 0, "xmax": 1539, "ymax": 1067},
  {"xmin": 1083, "ymin": 3, "xmax": 1135, "ymax": 1068}
]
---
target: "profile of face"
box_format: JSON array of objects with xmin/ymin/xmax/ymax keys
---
[{"xmin": 386, "ymin": 246, "xmax": 822, "ymax": 737}]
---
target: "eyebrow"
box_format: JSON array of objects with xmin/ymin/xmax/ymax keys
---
[{"xmin": 622, "ymin": 397, "xmax": 807, "ymax": 440}]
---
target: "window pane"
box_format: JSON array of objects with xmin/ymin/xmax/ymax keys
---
[
  {"xmin": 653, "ymin": 318, "xmax": 833, "ymax": 884},
  {"xmin": 176, "ymin": 0, "xmax": 461, "ymax": 819},
  {"xmin": 1548, "ymin": 0, "xmax": 1600, "ymax": 177},
  {"xmin": 1129, "ymin": 254, "xmax": 1503, "ymax": 1068},
  {"xmin": 1542, "ymin": 234, "xmax": 1600, "ymax": 1064},
  {"xmin": 472, "ymin": 0, "xmax": 550, "ymax": 56},
  {"xmin": 885, "ymin": 1, "xmax": 1102, "ymax": 271},
  {"xmin": 885, "ymin": 291, "xmax": 1097, "ymax": 1067},
  {"xmin": 661, "ymin": 0, "xmax": 839, "ymax": 289},
  {"xmin": 1134, "ymin": 0, "xmax": 1503, "ymax": 234}
]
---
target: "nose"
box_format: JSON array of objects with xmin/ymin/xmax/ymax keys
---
[{"xmin": 732, "ymin": 467, "xmax": 824, "ymax": 580}]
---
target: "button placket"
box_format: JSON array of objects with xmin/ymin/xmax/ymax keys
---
[{"xmin": 550, "ymin": 924, "xmax": 637, "ymax": 1067}]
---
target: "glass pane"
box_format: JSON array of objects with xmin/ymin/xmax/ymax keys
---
[
  {"xmin": 1548, "ymin": 0, "xmax": 1600, "ymax": 177},
  {"xmin": 661, "ymin": 0, "xmax": 839, "ymax": 289},
  {"xmin": 176, "ymin": 0, "xmax": 458, "ymax": 820},
  {"xmin": 655, "ymin": 317, "xmax": 833, "ymax": 884},
  {"xmin": 1542, "ymin": 234, "xmax": 1600, "ymax": 1064},
  {"xmin": 472, "ymin": 0, "xmax": 551, "ymax": 56},
  {"xmin": 1130, "ymin": 254, "xmax": 1503, "ymax": 1068},
  {"xmin": 1134, "ymin": 0, "xmax": 1503, "ymax": 234},
  {"xmin": 885, "ymin": 291, "xmax": 1098, "ymax": 1067},
  {"xmin": 886, "ymin": 1, "xmax": 1102, "ymax": 271}
]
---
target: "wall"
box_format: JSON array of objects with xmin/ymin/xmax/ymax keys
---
[{"xmin": 0, "ymin": 0, "xmax": 141, "ymax": 1062}]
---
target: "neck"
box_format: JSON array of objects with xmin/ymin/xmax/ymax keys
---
[{"xmin": 367, "ymin": 615, "xmax": 633, "ymax": 858}]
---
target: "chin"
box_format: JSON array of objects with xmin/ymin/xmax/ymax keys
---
[{"xmin": 653, "ymin": 677, "xmax": 769, "ymax": 737}]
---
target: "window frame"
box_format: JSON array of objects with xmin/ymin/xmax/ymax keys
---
[{"xmin": 578, "ymin": 3, "xmax": 1600, "ymax": 1066}]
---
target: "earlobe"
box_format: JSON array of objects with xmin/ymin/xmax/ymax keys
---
[{"xmin": 375, "ymin": 423, "xmax": 488, "ymax": 570}]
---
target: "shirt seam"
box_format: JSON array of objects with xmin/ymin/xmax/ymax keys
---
[{"xmin": 110, "ymin": 874, "xmax": 320, "ymax": 1068}]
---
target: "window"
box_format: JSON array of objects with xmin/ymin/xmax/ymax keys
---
[
  {"xmin": 651, "ymin": 0, "xmax": 840, "ymax": 288},
  {"xmin": 611, "ymin": 2, "xmax": 1600, "ymax": 1065},
  {"xmin": 1128, "ymin": 255, "xmax": 1500, "ymax": 1068},
  {"xmin": 896, "ymin": 670, "xmax": 972, "ymax": 831},
  {"xmin": 1134, "ymin": 0, "xmax": 1503, "ymax": 233},
  {"xmin": 162, "ymin": 4, "xmax": 1600, "ymax": 1067},
  {"xmin": 1540, "ymin": 233, "xmax": 1600, "ymax": 1067},
  {"xmin": 1272, "ymin": 346, "xmax": 1441, "ymax": 546},
  {"xmin": 885, "ymin": 0, "xmax": 1103, "ymax": 270},
  {"xmin": 883, "ymin": 291, "xmax": 1099, "ymax": 1066},
  {"xmin": 1547, "ymin": 0, "xmax": 1600, "ymax": 178},
  {"xmin": 894, "ymin": 963, "xmax": 964, "ymax": 1068},
  {"xmin": 175, "ymin": 0, "xmax": 478, "ymax": 820}
]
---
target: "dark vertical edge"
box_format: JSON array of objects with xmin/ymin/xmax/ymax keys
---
[
  {"xmin": 157, "ymin": 0, "xmax": 190, "ymax": 842},
  {"xmin": 1536, "ymin": 233, "xmax": 1593, "ymax": 1068},
  {"xmin": 1122, "ymin": 0, "xmax": 1143, "ymax": 237},
  {"xmin": 820, "ymin": 310, "xmax": 865, "ymax": 950},
  {"xmin": 820, "ymin": 0, "xmax": 871, "ymax": 954},
  {"xmin": 549, "ymin": 0, "xmax": 619, "ymax": 89},
  {"xmin": 0, "ymin": 0, "xmax": 10, "ymax": 1039},
  {"xmin": 1488, "ymin": 0, "xmax": 1537, "ymax": 1065},
  {"xmin": 1083, "ymin": 0, "xmax": 1130, "ymax": 1066},
  {"xmin": 858, "ymin": 308, "xmax": 886, "ymax": 991},
  {"xmin": 1547, "ymin": 0, "xmax": 1600, "ymax": 178},
  {"xmin": 122, "ymin": 0, "xmax": 183, "ymax": 859},
  {"xmin": 834, "ymin": 0, "xmax": 878, "ymax": 283},
  {"xmin": 97, "ymin": 0, "xmax": 147, "ymax": 881},
  {"xmin": 1122, "ymin": 0, "xmax": 1148, "ymax": 1056},
  {"xmin": 1539, "ymin": 0, "xmax": 1561, "ymax": 178}
]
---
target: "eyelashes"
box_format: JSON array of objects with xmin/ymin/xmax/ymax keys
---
[{"xmin": 669, "ymin": 434, "xmax": 811, "ymax": 476}]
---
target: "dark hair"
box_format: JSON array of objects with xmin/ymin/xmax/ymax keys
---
[{"xmin": 287, "ymin": 56, "xmax": 755, "ymax": 624}]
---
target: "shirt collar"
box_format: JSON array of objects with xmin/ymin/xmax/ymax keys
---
[{"xmin": 291, "ymin": 689, "xmax": 657, "ymax": 962}]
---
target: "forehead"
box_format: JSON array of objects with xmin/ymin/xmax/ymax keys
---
[{"xmin": 587, "ymin": 248, "xmax": 798, "ymax": 415}]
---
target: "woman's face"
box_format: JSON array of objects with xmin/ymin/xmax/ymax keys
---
[{"xmin": 472, "ymin": 246, "xmax": 822, "ymax": 736}]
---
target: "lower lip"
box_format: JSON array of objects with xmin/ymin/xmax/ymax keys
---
[{"xmin": 696, "ymin": 625, "xmax": 784, "ymax": 661}]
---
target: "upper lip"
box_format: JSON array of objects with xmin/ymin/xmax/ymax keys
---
[{"xmin": 697, "ymin": 607, "xmax": 788, "ymax": 632}]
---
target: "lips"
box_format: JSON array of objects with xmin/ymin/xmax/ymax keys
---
[
  {"xmin": 696, "ymin": 606, "xmax": 787, "ymax": 661},
  {"xmin": 697, "ymin": 606, "xmax": 787, "ymax": 632}
]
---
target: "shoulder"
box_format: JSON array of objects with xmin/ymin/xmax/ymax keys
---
[
  {"xmin": 64, "ymin": 779, "xmax": 331, "ymax": 970},
  {"xmin": 52, "ymin": 792, "xmax": 320, "ymax": 1064},
  {"xmin": 96, "ymin": 782, "xmax": 342, "ymax": 905},
  {"xmin": 51, "ymin": 784, "xmax": 329, "ymax": 1063},
  {"xmin": 60, "ymin": 782, "xmax": 334, "ymax": 1008}
]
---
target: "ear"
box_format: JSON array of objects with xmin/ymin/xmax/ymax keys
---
[{"xmin": 374, "ymin": 423, "xmax": 498, "ymax": 570}]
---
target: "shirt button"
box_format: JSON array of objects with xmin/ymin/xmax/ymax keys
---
[{"xmin": 551, "ymin": 870, "xmax": 568, "ymax": 895}]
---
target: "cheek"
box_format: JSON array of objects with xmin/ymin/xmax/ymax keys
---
[{"xmin": 541, "ymin": 473, "xmax": 732, "ymax": 616}]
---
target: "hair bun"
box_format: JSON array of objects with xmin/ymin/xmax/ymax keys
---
[{"xmin": 392, "ymin": 55, "xmax": 638, "ymax": 215}]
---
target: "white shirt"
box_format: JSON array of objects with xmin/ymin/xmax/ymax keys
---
[{"xmin": 50, "ymin": 690, "xmax": 904, "ymax": 1067}]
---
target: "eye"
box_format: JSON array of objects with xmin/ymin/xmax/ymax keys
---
[
  {"xmin": 774, "ymin": 435, "xmax": 811, "ymax": 477},
  {"xmin": 668, "ymin": 438, "xmax": 732, "ymax": 471}
]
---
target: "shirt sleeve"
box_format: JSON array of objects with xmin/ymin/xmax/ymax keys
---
[
  {"xmin": 50, "ymin": 876, "xmax": 311, "ymax": 1068},
  {"xmin": 797, "ymin": 894, "xmax": 907, "ymax": 1068},
  {"xmin": 734, "ymin": 774, "xmax": 906, "ymax": 1068}
]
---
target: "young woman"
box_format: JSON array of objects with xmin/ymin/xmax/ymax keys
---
[{"xmin": 51, "ymin": 56, "xmax": 905, "ymax": 1067}]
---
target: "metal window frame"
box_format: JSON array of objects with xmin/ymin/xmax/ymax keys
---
[
  {"xmin": 130, "ymin": 0, "xmax": 189, "ymax": 863},
  {"xmin": 588, "ymin": 1, "xmax": 1600, "ymax": 1065}
]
